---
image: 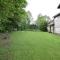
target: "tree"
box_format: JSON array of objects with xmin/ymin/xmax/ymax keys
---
[
  {"xmin": 0, "ymin": 0, "xmax": 27, "ymax": 32},
  {"xmin": 36, "ymin": 15, "xmax": 48, "ymax": 31},
  {"xmin": 26, "ymin": 11, "xmax": 33, "ymax": 29},
  {"xmin": 19, "ymin": 11, "xmax": 28, "ymax": 30}
]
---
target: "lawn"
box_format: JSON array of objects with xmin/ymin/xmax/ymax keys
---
[{"xmin": 1, "ymin": 31, "xmax": 60, "ymax": 60}]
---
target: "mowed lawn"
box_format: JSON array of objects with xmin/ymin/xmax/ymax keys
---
[
  {"xmin": 1, "ymin": 31, "xmax": 60, "ymax": 60},
  {"xmin": 9, "ymin": 31, "xmax": 60, "ymax": 60}
]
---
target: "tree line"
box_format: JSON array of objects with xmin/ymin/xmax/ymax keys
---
[
  {"xmin": 0, "ymin": 0, "xmax": 29, "ymax": 32},
  {"xmin": 0, "ymin": 0, "xmax": 50, "ymax": 33},
  {"xmin": 29, "ymin": 14, "xmax": 50, "ymax": 32}
]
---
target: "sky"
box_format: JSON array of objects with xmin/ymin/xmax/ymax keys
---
[{"xmin": 26, "ymin": 0, "xmax": 60, "ymax": 20}]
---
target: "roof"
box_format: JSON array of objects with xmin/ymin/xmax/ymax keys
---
[
  {"xmin": 48, "ymin": 20, "xmax": 54, "ymax": 24},
  {"xmin": 58, "ymin": 4, "xmax": 60, "ymax": 9},
  {"xmin": 54, "ymin": 13, "xmax": 60, "ymax": 18}
]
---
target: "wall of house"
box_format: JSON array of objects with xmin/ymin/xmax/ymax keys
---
[
  {"xmin": 47, "ymin": 20, "xmax": 54, "ymax": 33},
  {"xmin": 51, "ymin": 26, "xmax": 54, "ymax": 33},
  {"xmin": 54, "ymin": 16, "xmax": 60, "ymax": 34},
  {"xmin": 47, "ymin": 25, "xmax": 54, "ymax": 33},
  {"xmin": 47, "ymin": 26, "xmax": 50, "ymax": 32}
]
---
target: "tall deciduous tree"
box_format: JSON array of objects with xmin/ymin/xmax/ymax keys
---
[
  {"xmin": 36, "ymin": 15, "xmax": 48, "ymax": 31},
  {"xmin": 0, "ymin": 0, "xmax": 27, "ymax": 32}
]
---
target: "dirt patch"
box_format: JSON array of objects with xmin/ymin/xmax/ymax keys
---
[{"xmin": 0, "ymin": 33, "xmax": 11, "ymax": 60}]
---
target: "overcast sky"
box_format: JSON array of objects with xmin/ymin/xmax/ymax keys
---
[{"xmin": 26, "ymin": 0, "xmax": 60, "ymax": 20}]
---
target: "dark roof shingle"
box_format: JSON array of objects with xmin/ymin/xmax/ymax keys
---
[{"xmin": 58, "ymin": 4, "xmax": 60, "ymax": 9}]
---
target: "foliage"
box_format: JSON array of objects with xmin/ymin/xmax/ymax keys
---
[
  {"xmin": 7, "ymin": 31, "xmax": 60, "ymax": 60},
  {"xmin": 26, "ymin": 11, "xmax": 33, "ymax": 29},
  {"xmin": 36, "ymin": 15, "xmax": 48, "ymax": 31},
  {"xmin": 29, "ymin": 24, "xmax": 38, "ymax": 31},
  {"xmin": 0, "ymin": 0, "xmax": 27, "ymax": 32}
]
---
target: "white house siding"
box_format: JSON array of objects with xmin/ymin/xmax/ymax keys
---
[
  {"xmin": 51, "ymin": 26, "xmax": 54, "ymax": 33},
  {"xmin": 47, "ymin": 26, "xmax": 50, "ymax": 32},
  {"xmin": 54, "ymin": 16, "xmax": 60, "ymax": 34},
  {"xmin": 54, "ymin": 28, "xmax": 60, "ymax": 34}
]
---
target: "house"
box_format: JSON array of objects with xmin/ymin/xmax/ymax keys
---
[
  {"xmin": 47, "ymin": 20, "xmax": 54, "ymax": 33},
  {"xmin": 47, "ymin": 4, "xmax": 60, "ymax": 34}
]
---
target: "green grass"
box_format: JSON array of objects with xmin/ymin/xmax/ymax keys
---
[
  {"xmin": 9, "ymin": 31, "xmax": 60, "ymax": 60},
  {"xmin": 1, "ymin": 31, "xmax": 60, "ymax": 60}
]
